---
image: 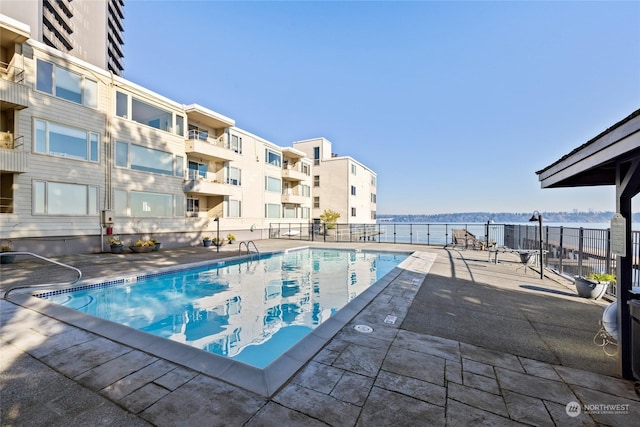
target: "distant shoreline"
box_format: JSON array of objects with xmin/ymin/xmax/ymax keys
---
[{"xmin": 377, "ymin": 211, "xmax": 640, "ymax": 225}]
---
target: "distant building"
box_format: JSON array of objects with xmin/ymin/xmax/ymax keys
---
[
  {"xmin": 0, "ymin": 0, "xmax": 125, "ymax": 76},
  {"xmin": 293, "ymin": 138, "xmax": 377, "ymax": 224}
]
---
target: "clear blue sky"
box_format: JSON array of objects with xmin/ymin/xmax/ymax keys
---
[{"xmin": 124, "ymin": 0, "xmax": 639, "ymax": 215}]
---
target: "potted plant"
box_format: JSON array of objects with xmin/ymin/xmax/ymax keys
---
[
  {"xmin": 212, "ymin": 237, "xmax": 224, "ymax": 247},
  {"xmin": 226, "ymin": 233, "xmax": 236, "ymax": 244},
  {"xmin": 0, "ymin": 244, "xmax": 16, "ymax": 264},
  {"xmin": 149, "ymin": 238, "xmax": 161, "ymax": 252},
  {"xmin": 575, "ymin": 273, "xmax": 615, "ymax": 299},
  {"xmin": 203, "ymin": 236, "xmax": 213, "ymax": 247},
  {"xmin": 130, "ymin": 239, "xmax": 154, "ymax": 253},
  {"xmin": 108, "ymin": 236, "xmax": 124, "ymax": 254}
]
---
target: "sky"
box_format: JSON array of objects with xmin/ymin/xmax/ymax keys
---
[{"xmin": 123, "ymin": 0, "xmax": 640, "ymax": 215}]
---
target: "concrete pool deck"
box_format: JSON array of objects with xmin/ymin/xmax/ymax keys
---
[{"xmin": 1, "ymin": 240, "xmax": 639, "ymax": 426}]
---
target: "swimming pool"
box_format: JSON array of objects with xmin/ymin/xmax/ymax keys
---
[{"xmin": 39, "ymin": 248, "xmax": 408, "ymax": 368}]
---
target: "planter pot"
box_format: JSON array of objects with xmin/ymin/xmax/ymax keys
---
[
  {"xmin": 110, "ymin": 244, "xmax": 124, "ymax": 254},
  {"xmin": 130, "ymin": 245, "xmax": 153, "ymax": 253},
  {"xmin": 203, "ymin": 240, "xmax": 213, "ymax": 247},
  {"xmin": 0, "ymin": 253, "xmax": 16, "ymax": 264},
  {"xmin": 575, "ymin": 277, "xmax": 608, "ymax": 299},
  {"xmin": 152, "ymin": 243, "xmax": 161, "ymax": 252},
  {"xmin": 213, "ymin": 241, "xmax": 224, "ymax": 247}
]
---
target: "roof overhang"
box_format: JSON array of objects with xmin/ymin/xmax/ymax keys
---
[
  {"xmin": 184, "ymin": 104, "xmax": 235, "ymax": 129},
  {"xmin": 282, "ymin": 147, "xmax": 306, "ymax": 159},
  {"xmin": 536, "ymin": 110, "xmax": 640, "ymax": 188},
  {"xmin": 0, "ymin": 14, "xmax": 30, "ymax": 50}
]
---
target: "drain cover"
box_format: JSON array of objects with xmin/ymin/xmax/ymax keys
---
[{"xmin": 354, "ymin": 324, "xmax": 373, "ymax": 333}]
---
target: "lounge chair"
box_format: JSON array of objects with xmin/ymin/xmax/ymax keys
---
[{"xmin": 449, "ymin": 229, "xmax": 485, "ymax": 250}]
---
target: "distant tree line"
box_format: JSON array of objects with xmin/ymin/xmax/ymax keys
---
[{"xmin": 378, "ymin": 211, "xmax": 640, "ymax": 224}]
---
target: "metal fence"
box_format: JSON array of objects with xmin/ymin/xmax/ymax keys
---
[{"xmin": 269, "ymin": 222, "xmax": 640, "ymax": 289}]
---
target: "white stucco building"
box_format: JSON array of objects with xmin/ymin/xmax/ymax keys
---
[{"xmin": 293, "ymin": 138, "xmax": 377, "ymax": 224}]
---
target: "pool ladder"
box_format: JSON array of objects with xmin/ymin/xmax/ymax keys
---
[
  {"xmin": 3, "ymin": 252, "xmax": 82, "ymax": 299},
  {"xmin": 238, "ymin": 240, "xmax": 259, "ymax": 259}
]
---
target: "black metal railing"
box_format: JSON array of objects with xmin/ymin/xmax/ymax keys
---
[{"xmin": 269, "ymin": 222, "xmax": 640, "ymax": 289}]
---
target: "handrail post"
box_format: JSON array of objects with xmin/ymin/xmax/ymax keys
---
[
  {"xmin": 558, "ymin": 226, "xmax": 564, "ymax": 276},
  {"xmin": 577, "ymin": 228, "xmax": 584, "ymax": 277}
]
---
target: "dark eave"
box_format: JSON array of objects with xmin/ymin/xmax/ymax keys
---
[{"xmin": 536, "ymin": 109, "xmax": 640, "ymax": 188}]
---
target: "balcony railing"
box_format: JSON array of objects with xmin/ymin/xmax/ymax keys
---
[{"xmin": 269, "ymin": 222, "xmax": 640, "ymax": 289}]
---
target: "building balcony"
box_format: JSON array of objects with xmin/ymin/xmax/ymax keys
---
[
  {"xmin": 281, "ymin": 193, "xmax": 308, "ymax": 205},
  {"xmin": 185, "ymin": 134, "xmax": 241, "ymax": 163},
  {"xmin": 281, "ymin": 166, "xmax": 308, "ymax": 181},
  {"xmin": 184, "ymin": 179, "xmax": 240, "ymax": 197},
  {"xmin": 0, "ymin": 77, "xmax": 29, "ymax": 110},
  {"xmin": 0, "ymin": 148, "xmax": 28, "ymax": 173}
]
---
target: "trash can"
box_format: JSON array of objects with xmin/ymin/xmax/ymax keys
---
[{"xmin": 628, "ymin": 300, "xmax": 640, "ymax": 380}]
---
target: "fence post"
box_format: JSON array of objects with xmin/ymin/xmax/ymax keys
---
[
  {"xmin": 605, "ymin": 228, "xmax": 612, "ymax": 275},
  {"xmin": 577, "ymin": 228, "xmax": 584, "ymax": 277},
  {"xmin": 558, "ymin": 226, "xmax": 564, "ymax": 276}
]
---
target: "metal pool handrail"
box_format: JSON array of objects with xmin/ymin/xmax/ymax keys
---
[
  {"xmin": 238, "ymin": 241, "xmax": 260, "ymax": 259},
  {"xmin": 2, "ymin": 252, "xmax": 82, "ymax": 299}
]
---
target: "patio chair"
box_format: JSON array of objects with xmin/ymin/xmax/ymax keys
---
[{"xmin": 450, "ymin": 229, "xmax": 485, "ymax": 250}]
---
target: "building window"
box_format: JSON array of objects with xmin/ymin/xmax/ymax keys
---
[
  {"xmin": 188, "ymin": 161, "xmax": 207, "ymax": 180},
  {"xmin": 175, "ymin": 194, "xmax": 185, "ymax": 217},
  {"xmin": 351, "ymin": 207, "xmax": 356, "ymax": 217},
  {"xmin": 116, "ymin": 91, "xmax": 128, "ymax": 118},
  {"xmin": 313, "ymin": 197, "xmax": 320, "ymax": 208},
  {"xmin": 131, "ymin": 191, "xmax": 174, "ymax": 217},
  {"xmin": 265, "ymin": 176, "xmax": 281, "ymax": 193},
  {"xmin": 115, "ymin": 141, "xmax": 128, "ymax": 167},
  {"xmin": 36, "ymin": 60, "xmax": 97, "ymax": 108},
  {"xmin": 188, "ymin": 124, "xmax": 208, "ymax": 140},
  {"xmin": 301, "ymin": 184, "xmax": 310, "ymax": 197},
  {"xmin": 116, "ymin": 90, "xmax": 181, "ymax": 135},
  {"xmin": 227, "ymin": 166, "xmax": 241, "ymax": 186},
  {"xmin": 175, "ymin": 156, "xmax": 184, "ymax": 178},
  {"xmin": 118, "ymin": 142, "xmax": 181, "ymax": 177},
  {"xmin": 371, "ymin": 193, "xmax": 377, "ymax": 203},
  {"xmin": 371, "ymin": 176, "xmax": 376, "ymax": 186},
  {"xmin": 175, "ymin": 115, "xmax": 184, "ymax": 137},
  {"xmin": 265, "ymin": 203, "xmax": 280, "ymax": 218},
  {"xmin": 313, "ymin": 175, "xmax": 320, "ymax": 187},
  {"xmin": 114, "ymin": 189, "xmax": 128, "ymax": 215},
  {"xmin": 265, "ymin": 149, "xmax": 282, "ymax": 167},
  {"xmin": 371, "ymin": 210, "xmax": 376, "ymax": 220},
  {"xmin": 230, "ymin": 134, "xmax": 242, "ymax": 153},
  {"xmin": 187, "ymin": 197, "xmax": 200, "ymax": 216},
  {"xmin": 313, "ymin": 146, "xmax": 320, "ymax": 165},
  {"xmin": 227, "ymin": 200, "xmax": 242, "ymax": 218},
  {"xmin": 34, "ymin": 119, "xmax": 99, "ymax": 162},
  {"xmin": 283, "ymin": 204, "xmax": 296, "ymax": 218},
  {"xmin": 34, "ymin": 181, "xmax": 98, "ymax": 215},
  {"xmin": 302, "ymin": 207, "xmax": 310, "ymax": 219},
  {"xmin": 130, "ymin": 144, "xmax": 174, "ymax": 175},
  {"xmin": 351, "ymin": 185, "xmax": 356, "ymax": 196},
  {"xmin": 351, "ymin": 164, "xmax": 357, "ymax": 175},
  {"xmin": 302, "ymin": 163, "xmax": 310, "ymax": 175}
]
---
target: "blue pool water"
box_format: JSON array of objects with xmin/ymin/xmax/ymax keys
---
[{"xmin": 41, "ymin": 248, "xmax": 408, "ymax": 368}]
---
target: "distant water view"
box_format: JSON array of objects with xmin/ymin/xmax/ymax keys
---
[{"xmin": 372, "ymin": 221, "xmax": 639, "ymax": 247}]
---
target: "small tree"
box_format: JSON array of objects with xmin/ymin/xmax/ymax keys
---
[{"xmin": 319, "ymin": 209, "xmax": 341, "ymax": 229}]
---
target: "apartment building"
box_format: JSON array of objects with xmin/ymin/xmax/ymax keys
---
[
  {"xmin": 0, "ymin": 0, "xmax": 125, "ymax": 76},
  {"xmin": 0, "ymin": 15, "xmax": 313, "ymax": 254},
  {"xmin": 293, "ymin": 138, "xmax": 377, "ymax": 224}
]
